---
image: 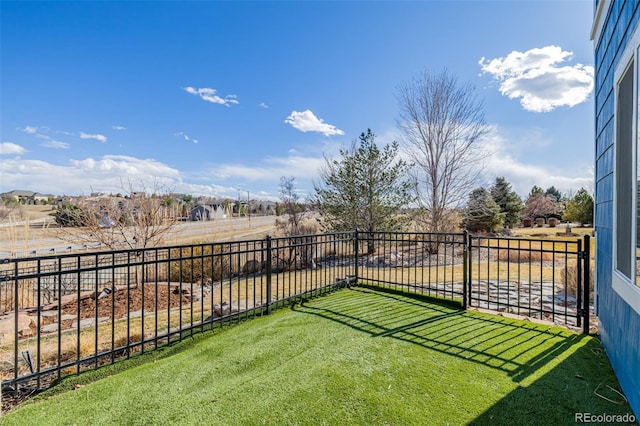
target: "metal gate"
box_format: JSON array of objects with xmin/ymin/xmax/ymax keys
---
[{"xmin": 466, "ymin": 234, "xmax": 591, "ymax": 333}]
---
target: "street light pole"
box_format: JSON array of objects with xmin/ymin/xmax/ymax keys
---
[
  {"xmin": 235, "ymin": 188, "xmax": 250, "ymax": 227},
  {"xmin": 245, "ymin": 190, "xmax": 251, "ymax": 227}
]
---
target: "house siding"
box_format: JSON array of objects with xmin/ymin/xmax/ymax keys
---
[{"xmin": 594, "ymin": 0, "xmax": 640, "ymax": 416}]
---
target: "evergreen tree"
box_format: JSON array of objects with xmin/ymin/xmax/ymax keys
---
[
  {"xmin": 463, "ymin": 187, "xmax": 503, "ymax": 232},
  {"xmin": 563, "ymin": 188, "xmax": 594, "ymax": 226},
  {"xmin": 545, "ymin": 186, "xmax": 562, "ymax": 202},
  {"xmin": 490, "ymin": 177, "xmax": 524, "ymax": 228},
  {"xmin": 530, "ymin": 185, "xmax": 544, "ymax": 196},
  {"xmin": 314, "ymin": 129, "xmax": 414, "ymax": 254}
]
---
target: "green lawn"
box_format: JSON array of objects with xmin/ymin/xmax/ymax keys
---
[{"xmin": 1, "ymin": 286, "xmax": 634, "ymax": 425}]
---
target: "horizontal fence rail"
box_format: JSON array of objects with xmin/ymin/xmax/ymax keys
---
[
  {"xmin": 0, "ymin": 232, "xmax": 357, "ymax": 394},
  {"xmin": 467, "ymin": 234, "xmax": 591, "ymax": 332},
  {"xmin": 0, "ymin": 230, "xmax": 592, "ymax": 401},
  {"xmin": 355, "ymin": 231, "xmax": 467, "ymax": 304}
]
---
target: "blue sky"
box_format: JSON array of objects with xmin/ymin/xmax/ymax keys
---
[{"xmin": 1, "ymin": 1, "xmax": 595, "ymax": 201}]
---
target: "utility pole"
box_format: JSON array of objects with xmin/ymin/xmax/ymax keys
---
[
  {"xmin": 235, "ymin": 188, "xmax": 250, "ymax": 227},
  {"xmin": 245, "ymin": 190, "xmax": 251, "ymax": 227}
]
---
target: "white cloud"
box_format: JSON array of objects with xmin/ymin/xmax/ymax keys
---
[
  {"xmin": 174, "ymin": 132, "xmax": 198, "ymax": 143},
  {"xmin": 479, "ymin": 46, "xmax": 594, "ymax": 112},
  {"xmin": 213, "ymin": 155, "xmax": 325, "ymax": 182},
  {"xmin": 79, "ymin": 132, "xmax": 107, "ymax": 143},
  {"xmin": 183, "ymin": 86, "xmax": 239, "ymax": 107},
  {"xmin": 112, "ymin": 125, "xmax": 126, "ymax": 130},
  {"xmin": 19, "ymin": 125, "xmax": 37, "ymax": 134},
  {"xmin": 258, "ymin": 102, "xmax": 269, "ymax": 109},
  {"xmin": 480, "ymin": 126, "xmax": 592, "ymax": 196},
  {"xmin": 284, "ymin": 110, "xmax": 345, "ymax": 136},
  {"xmin": 41, "ymin": 140, "xmax": 70, "ymax": 149},
  {"xmin": 0, "ymin": 155, "xmax": 182, "ymax": 194},
  {"xmin": 69, "ymin": 155, "xmax": 180, "ymax": 178},
  {"xmin": 0, "ymin": 142, "xmax": 26, "ymax": 155}
]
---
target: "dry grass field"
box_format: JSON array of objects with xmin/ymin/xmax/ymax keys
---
[{"xmin": 0, "ymin": 205, "xmax": 278, "ymax": 256}]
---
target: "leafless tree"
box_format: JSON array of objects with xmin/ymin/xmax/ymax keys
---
[
  {"xmin": 0, "ymin": 202, "xmax": 20, "ymax": 222},
  {"xmin": 276, "ymin": 176, "xmax": 309, "ymax": 236},
  {"xmin": 524, "ymin": 193, "xmax": 562, "ymax": 220},
  {"xmin": 397, "ymin": 69, "xmax": 488, "ymax": 234},
  {"xmin": 276, "ymin": 176, "xmax": 317, "ymax": 269},
  {"xmin": 55, "ymin": 183, "xmax": 177, "ymax": 251}
]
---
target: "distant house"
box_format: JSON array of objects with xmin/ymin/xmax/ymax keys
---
[
  {"xmin": 592, "ymin": 0, "xmax": 640, "ymax": 417},
  {"xmin": 1, "ymin": 190, "xmax": 51, "ymax": 204},
  {"xmin": 190, "ymin": 204, "xmax": 226, "ymax": 221}
]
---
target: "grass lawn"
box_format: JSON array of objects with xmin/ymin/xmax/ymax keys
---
[{"xmin": 1, "ymin": 286, "xmax": 633, "ymax": 425}]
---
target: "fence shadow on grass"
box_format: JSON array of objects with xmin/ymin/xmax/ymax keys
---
[
  {"xmin": 469, "ymin": 336, "xmax": 635, "ymax": 425},
  {"xmin": 295, "ymin": 285, "xmax": 585, "ymax": 384},
  {"xmin": 296, "ymin": 286, "xmax": 634, "ymax": 423}
]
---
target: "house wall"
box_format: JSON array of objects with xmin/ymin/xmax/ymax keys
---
[{"xmin": 594, "ymin": 0, "xmax": 640, "ymax": 416}]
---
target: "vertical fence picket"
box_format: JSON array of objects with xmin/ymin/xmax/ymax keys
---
[
  {"xmin": 0, "ymin": 230, "xmax": 594, "ymax": 401},
  {"xmin": 583, "ymin": 235, "xmax": 591, "ymax": 334}
]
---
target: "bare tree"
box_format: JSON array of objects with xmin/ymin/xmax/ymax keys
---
[
  {"xmin": 55, "ymin": 183, "xmax": 177, "ymax": 251},
  {"xmin": 276, "ymin": 176, "xmax": 309, "ymax": 236},
  {"xmin": 276, "ymin": 176, "xmax": 317, "ymax": 270},
  {"xmin": 397, "ymin": 69, "xmax": 488, "ymax": 233},
  {"xmin": 524, "ymin": 192, "xmax": 561, "ymax": 220}
]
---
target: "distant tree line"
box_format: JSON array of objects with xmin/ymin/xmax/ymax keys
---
[{"xmin": 462, "ymin": 179, "xmax": 593, "ymax": 234}]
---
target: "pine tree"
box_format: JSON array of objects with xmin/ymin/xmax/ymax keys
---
[
  {"xmin": 490, "ymin": 177, "xmax": 524, "ymax": 228},
  {"xmin": 545, "ymin": 186, "xmax": 562, "ymax": 202},
  {"xmin": 314, "ymin": 129, "xmax": 414, "ymax": 254},
  {"xmin": 463, "ymin": 187, "xmax": 503, "ymax": 232}
]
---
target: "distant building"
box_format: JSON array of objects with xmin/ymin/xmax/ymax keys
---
[
  {"xmin": 1, "ymin": 190, "xmax": 52, "ymax": 204},
  {"xmin": 190, "ymin": 204, "xmax": 226, "ymax": 221}
]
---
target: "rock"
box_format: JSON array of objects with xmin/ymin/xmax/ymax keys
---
[
  {"xmin": 0, "ymin": 313, "xmax": 34, "ymax": 342},
  {"xmin": 71, "ymin": 317, "xmax": 110, "ymax": 328},
  {"xmin": 41, "ymin": 323, "xmax": 59, "ymax": 333}
]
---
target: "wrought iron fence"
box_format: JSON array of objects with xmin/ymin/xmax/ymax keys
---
[
  {"xmin": 356, "ymin": 231, "xmax": 591, "ymax": 333},
  {"xmin": 467, "ymin": 234, "xmax": 592, "ymax": 332},
  {"xmin": 355, "ymin": 231, "xmax": 467, "ymax": 303},
  {"xmin": 0, "ymin": 232, "xmax": 356, "ymax": 392},
  {"xmin": 0, "ymin": 230, "xmax": 591, "ymax": 398}
]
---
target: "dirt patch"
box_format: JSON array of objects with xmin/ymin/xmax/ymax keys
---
[{"xmin": 36, "ymin": 283, "xmax": 191, "ymax": 332}]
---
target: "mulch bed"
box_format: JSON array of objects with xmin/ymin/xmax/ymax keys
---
[
  {"xmin": 37, "ymin": 283, "xmax": 192, "ymax": 332},
  {"xmin": 3, "ymin": 283, "xmax": 194, "ymax": 413}
]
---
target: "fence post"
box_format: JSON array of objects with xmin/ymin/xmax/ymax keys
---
[
  {"xmin": 265, "ymin": 235, "xmax": 272, "ymax": 315},
  {"xmin": 353, "ymin": 230, "xmax": 359, "ymax": 286},
  {"xmin": 583, "ymin": 235, "xmax": 591, "ymax": 334},
  {"xmin": 462, "ymin": 230, "xmax": 468, "ymax": 309},
  {"xmin": 576, "ymin": 238, "xmax": 583, "ymax": 330}
]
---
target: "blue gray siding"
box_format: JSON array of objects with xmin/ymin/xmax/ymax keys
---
[{"xmin": 594, "ymin": 0, "xmax": 640, "ymax": 415}]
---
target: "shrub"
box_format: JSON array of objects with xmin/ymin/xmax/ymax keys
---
[
  {"xmin": 497, "ymin": 249, "xmax": 552, "ymax": 263},
  {"xmin": 561, "ymin": 260, "xmax": 595, "ymax": 301},
  {"xmin": 169, "ymin": 245, "xmax": 231, "ymax": 283}
]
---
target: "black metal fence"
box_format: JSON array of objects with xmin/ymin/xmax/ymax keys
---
[
  {"xmin": 356, "ymin": 231, "xmax": 591, "ymax": 334},
  {"xmin": 467, "ymin": 234, "xmax": 591, "ymax": 332},
  {"xmin": 0, "ymin": 230, "xmax": 592, "ymax": 395},
  {"xmin": 0, "ymin": 232, "xmax": 357, "ymax": 392}
]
